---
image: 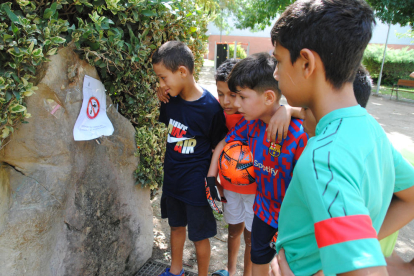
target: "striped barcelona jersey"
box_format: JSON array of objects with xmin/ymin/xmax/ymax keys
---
[{"xmin": 225, "ymin": 118, "xmax": 308, "ymax": 228}]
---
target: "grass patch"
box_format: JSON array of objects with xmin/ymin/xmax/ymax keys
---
[{"xmin": 373, "ymin": 84, "xmax": 414, "ymax": 101}]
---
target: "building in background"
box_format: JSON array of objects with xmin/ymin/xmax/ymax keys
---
[{"xmin": 206, "ymin": 18, "xmax": 414, "ymax": 60}]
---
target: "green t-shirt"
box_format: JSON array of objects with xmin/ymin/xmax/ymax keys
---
[{"xmin": 276, "ymin": 105, "xmax": 414, "ymax": 275}]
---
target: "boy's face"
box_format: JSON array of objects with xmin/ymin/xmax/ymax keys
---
[
  {"xmin": 153, "ymin": 62, "xmax": 184, "ymax": 97},
  {"xmin": 233, "ymin": 87, "xmax": 266, "ymax": 121},
  {"xmin": 217, "ymin": 81, "xmax": 238, "ymax": 115},
  {"xmin": 273, "ymin": 43, "xmax": 309, "ymax": 107},
  {"xmin": 300, "ymin": 107, "xmax": 316, "ymax": 138}
]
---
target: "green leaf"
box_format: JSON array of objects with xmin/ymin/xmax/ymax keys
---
[
  {"xmin": 142, "ymin": 10, "xmax": 157, "ymax": 17},
  {"xmin": 3, "ymin": 34, "xmax": 13, "ymax": 42},
  {"xmin": 32, "ymin": 48, "xmax": 43, "ymax": 57},
  {"xmin": 1, "ymin": 128, "xmax": 10, "ymax": 139},
  {"xmin": 189, "ymin": 27, "xmax": 197, "ymax": 33},
  {"xmin": 13, "ymin": 91, "xmax": 20, "ymax": 100},
  {"xmin": 11, "ymin": 73, "xmax": 19, "ymax": 82},
  {"xmin": 10, "ymin": 104, "xmax": 26, "ymax": 113},
  {"xmin": 43, "ymin": 2, "xmax": 57, "ymax": 19},
  {"xmin": 43, "ymin": 9, "xmax": 53, "ymax": 19},
  {"xmin": 3, "ymin": 5, "xmax": 20, "ymax": 24},
  {"xmin": 21, "ymin": 78, "xmax": 28, "ymax": 86},
  {"xmin": 50, "ymin": 2, "xmax": 57, "ymax": 11},
  {"xmin": 11, "ymin": 23, "xmax": 19, "ymax": 34},
  {"xmin": 51, "ymin": 36, "xmax": 66, "ymax": 44},
  {"xmin": 28, "ymin": 41, "xmax": 34, "ymax": 53},
  {"xmin": 46, "ymin": 48, "xmax": 58, "ymax": 56},
  {"xmin": 5, "ymin": 91, "xmax": 13, "ymax": 102}
]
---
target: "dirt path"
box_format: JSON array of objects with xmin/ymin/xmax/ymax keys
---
[{"xmin": 150, "ymin": 64, "xmax": 414, "ymax": 275}]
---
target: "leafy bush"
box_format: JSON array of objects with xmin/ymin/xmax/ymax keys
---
[
  {"xmin": 363, "ymin": 44, "xmax": 414, "ymax": 85},
  {"xmin": 0, "ymin": 2, "xmax": 68, "ymax": 144},
  {"xmin": 228, "ymin": 43, "xmax": 247, "ymax": 59},
  {"xmin": 0, "ymin": 0, "xmax": 210, "ymax": 190}
]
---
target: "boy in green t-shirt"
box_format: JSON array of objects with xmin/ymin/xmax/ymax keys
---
[{"xmin": 270, "ymin": 0, "xmax": 414, "ymax": 275}]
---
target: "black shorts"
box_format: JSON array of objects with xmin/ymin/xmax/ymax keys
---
[
  {"xmin": 251, "ymin": 215, "xmax": 278, "ymax": 264},
  {"xmin": 161, "ymin": 194, "xmax": 217, "ymax": 242}
]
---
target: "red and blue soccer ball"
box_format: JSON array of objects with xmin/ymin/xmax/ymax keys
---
[{"xmin": 218, "ymin": 141, "xmax": 256, "ymax": 185}]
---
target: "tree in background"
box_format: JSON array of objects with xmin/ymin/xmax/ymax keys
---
[
  {"xmin": 217, "ymin": 0, "xmax": 413, "ymax": 32},
  {"xmin": 366, "ymin": 0, "xmax": 414, "ymax": 27}
]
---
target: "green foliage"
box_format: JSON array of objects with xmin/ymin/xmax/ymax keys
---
[
  {"xmin": 0, "ymin": 1, "xmax": 68, "ymax": 145},
  {"xmin": 397, "ymin": 29, "xmax": 414, "ymax": 44},
  {"xmin": 366, "ymin": 0, "xmax": 414, "ymax": 27},
  {"xmin": 218, "ymin": 0, "xmax": 414, "ymax": 32},
  {"xmin": 213, "ymin": 7, "xmax": 234, "ymax": 35},
  {"xmin": 362, "ymin": 44, "xmax": 414, "ymax": 85},
  {"xmin": 228, "ymin": 44, "xmax": 246, "ymax": 59},
  {"xmin": 0, "ymin": 0, "xmax": 210, "ymax": 190},
  {"xmin": 135, "ymin": 124, "xmax": 167, "ymax": 189},
  {"xmin": 231, "ymin": 0, "xmax": 293, "ymax": 30},
  {"xmin": 210, "ymin": 0, "xmax": 293, "ymax": 31}
]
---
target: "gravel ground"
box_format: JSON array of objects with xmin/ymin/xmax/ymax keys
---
[{"xmin": 150, "ymin": 63, "xmax": 414, "ymax": 275}]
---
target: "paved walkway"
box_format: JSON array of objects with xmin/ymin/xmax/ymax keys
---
[{"xmin": 198, "ymin": 64, "xmax": 414, "ymax": 261}]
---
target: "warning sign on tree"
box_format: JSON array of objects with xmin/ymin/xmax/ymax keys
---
[{"xmin": 73, "ymin": 75, "xmax": 114, "ymax": 141}]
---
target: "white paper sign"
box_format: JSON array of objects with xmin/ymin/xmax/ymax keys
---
[{"xmin": 73, "ymin": 75, "xmax": 114, "ymax": 141}]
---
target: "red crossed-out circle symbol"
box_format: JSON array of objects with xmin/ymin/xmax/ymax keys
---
[{"xmin": 87, "ymin": 97, "xmax": 100, "ymax": 119}]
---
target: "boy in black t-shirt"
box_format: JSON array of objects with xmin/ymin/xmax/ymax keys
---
[{"xmin": 152, "ymin": 41, "xmax": 228, "ymax": 276}]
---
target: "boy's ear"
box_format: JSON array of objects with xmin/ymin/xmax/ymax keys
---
[
  {"xmin": 178, "ymin": 66, "xmax": 188, "ymax": 78},
  {"xmin": 299, "ymin": 49, "xmax": 316, "ymax": 79},
  {"xmin": 263, "ymin": 90, "xmax": 277, "ymax": 105}
]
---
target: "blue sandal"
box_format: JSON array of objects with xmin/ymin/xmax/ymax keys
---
[
  {"xmin": 211, "ymin": 269, "xmax": 230, "ymax": 276},
  {"xmin": 158, "ymin": 267, "xmax": 185, "ymax": 276}
]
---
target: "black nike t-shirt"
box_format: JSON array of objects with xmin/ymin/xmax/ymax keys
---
[{"xmin": 159, "ymin": 89, "xmax": 227, "ymax": 206}]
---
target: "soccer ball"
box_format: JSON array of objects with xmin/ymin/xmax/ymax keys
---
[{"xmin": 218, "ymin": 141, "xmax": 256, "ymax": 185}]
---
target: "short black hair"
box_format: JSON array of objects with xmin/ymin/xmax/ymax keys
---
[
  {"xmin": 353, "ymin": 65, "xmax": 372, "ymax": 108},
  {"xmin": 215, "ymin": 59, "xmax": 239, "ymax": 82},
  {"xmin": 152, "ymin": 41, "xmax": 194, "ymax": 73},
  {"xmin": 227, "ymin": 52, "xmax": 281, "ymax": 100},
  {"xmin": 271, "ymin": 0, "xmax": 375, "ymax": 90}
]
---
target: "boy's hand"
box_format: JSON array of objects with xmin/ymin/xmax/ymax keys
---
[
  {"xmin": 269, "ymin": 256, "xmax": 281, "ymax": 276},
  {"xmin": 216, "ymin": 179, "xmax": 227, "ymax": 203},
  {"xmin": 205, "ymin": 177, "xmax": 223, "ymax": 214},
  {"xmin": 157, "ymin": 86, "xmax": 170, "ymax": 103},
  {"xmin": 275, "ymin": 248, "xmax": 324, "ymax": 276},
  {"xmin": 267, "ymin": 105, "xmax": 291, "ymax": 143},
  {"xmin": 276, "ymin": 248, "xmax": 294, "ymax": 276},
  {"xmin": 206, "ymin": 177, "xmax": 221, "ymax": 201}
]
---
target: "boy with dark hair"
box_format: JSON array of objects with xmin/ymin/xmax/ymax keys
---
[
  {"xmin": 152, "ymin": 41, "xmax": 228, "ymax": 276},
  {"xmin": 209, "ymin": 58, "xmax": 257, "ymax": 276},
  {"xmin": 224, "ymin": 52, "xmax": 308, "ymax": 276},
  {"xmin": 301, "ymin": 64, "xmax": 372, "ymax": 137},
  {"xmin": 271, "ymin": 0, "xmax": 414, "ymax": 275}
]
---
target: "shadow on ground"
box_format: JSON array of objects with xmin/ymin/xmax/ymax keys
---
[{"xmin": 149, "ymin": 63, "xmax": 414, "ymax": 276}]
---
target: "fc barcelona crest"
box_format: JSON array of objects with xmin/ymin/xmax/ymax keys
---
[{"xmin": 269, "ymin": 143, "xmax": 281, "ymax": 157}]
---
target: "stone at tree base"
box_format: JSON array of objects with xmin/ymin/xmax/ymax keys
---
[{"xmin": 0, "ymin": 46, "xmax": 153, "ymax": 276}]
